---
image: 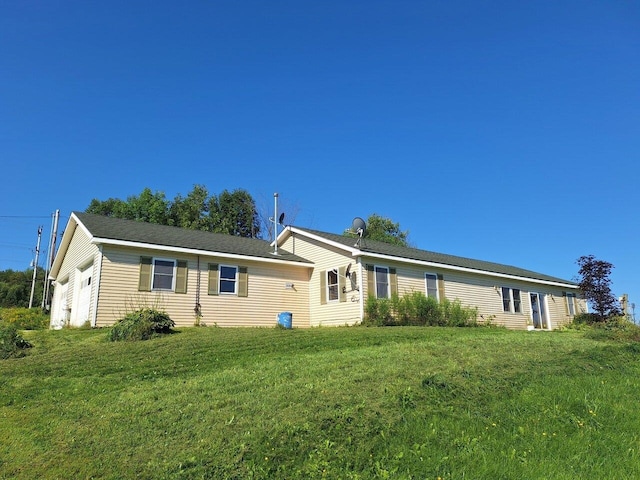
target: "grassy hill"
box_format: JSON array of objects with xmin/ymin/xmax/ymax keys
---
[{"xmin": 1, "ymin": 326, "xmax": 639, "ymax": 479}]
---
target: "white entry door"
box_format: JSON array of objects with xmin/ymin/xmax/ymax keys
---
[
  {"xmin": 72, "ymin": 265, "xmax": 93, "ymax": 327},
  {"xmin": 51, "ymin": 281, "xmax": 69, "ymax": 329},
  {"xmin": 530, "ymin": 292, "xmax": 549, "ymax": 330}
]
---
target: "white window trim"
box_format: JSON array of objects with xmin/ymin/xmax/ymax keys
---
[
  {"xmin": 375, "ymin": 265, "xmax": 390, "ymax": 299},
  {"xmin": 219, "ymin": 264, "xmax": 238, "ymax": 295},
  {"xmin": 152, "ymin": 258, "xmax": 177, "ymax": 291},
  {"xmin": 424, "ymin": 273, "xmax": 439, "ymax": 301},
  {"xmin": 501, "ymin": 287, "xmax": 522, "ymax": 314},
  {"xmin": 327, "ymin": 268, "xmax": 339, "ymax": 303}
]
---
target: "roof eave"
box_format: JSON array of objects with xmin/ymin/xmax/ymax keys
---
[
  {"xmin": 91, "ymin": 237, "xmax": 311, "ymax": 267},
  {"xmin": 49, "ymin": 213, "xmax": 82, "ymax": 279},
  {"xmin": 355, "ymin": 251, "xmax": 578, "ymax": 289}
]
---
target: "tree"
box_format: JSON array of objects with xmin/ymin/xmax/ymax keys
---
[
  {"xmin": 86, "ymin": 185, "xmax": 260, "ymax": 238},
  {"xmin": 208, "ymin": 189, "xmax": 260, "ymax": 237},
  {"xmin": 168, "ymin": 185, "xmax": 209, "ymax": 230},
  {"xmin": 0, "ymin": 268, "xmax": 44, "ymax": 308},
  {"xmin": 576, "ymin": 255, "xmax": 620, "ymax": 321},
  {"xmin": 86, "ymin": 188, "xmax": 170, "ymax": 224},
  {"xmin": 344, "ymin": 213, "xmax": 410, "ymax": 247}
]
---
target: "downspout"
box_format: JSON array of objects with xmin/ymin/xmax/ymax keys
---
[
  {"xmin": 357, "ymin": 257, "xmax": 364, "ymax": 323},
  {"xmin": 194, "ymin": 255, "xmax": 202, "ymax": 325}
]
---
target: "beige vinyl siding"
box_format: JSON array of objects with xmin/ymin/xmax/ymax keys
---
[
  {"xmin": 281, "ymin": 233, "xmax": 361, "ymax": 326},
  {"xmin": 50, "ymin": 225, "xmax": 100, "ymax": 327},
  {"xmin": 357, "ymin": 257, "xmax": 579, "ymax": 330},
  {"xmin": 443, "ymin": 271, "xmax": 579, "ymax": 330},
  {"xmin": 96, "ymin": 246, "xmax": 310, "ymax": 328}
]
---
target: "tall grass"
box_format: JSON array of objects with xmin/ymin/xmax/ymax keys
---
[
  {"xmin": 364, "ymin": 292, "xmax": 478, "ymax": 327},
  {"xmin": 1, "ymin": 326, "xmax": 639, "ymax": 479}
]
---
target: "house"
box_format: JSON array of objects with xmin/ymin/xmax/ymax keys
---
[{"xmin": 49, "ymin": 212, "xmax": 584, "ymax": 330}]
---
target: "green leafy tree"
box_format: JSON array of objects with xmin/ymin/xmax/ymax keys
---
[
  {"xmin": 576, "ymin": 255, "xmax": 620, "ymax": 321},
  {"xmin": 0, "ymin": 268, "xmax": 44, "ymax": 308},
  {"xmin": 86, "ymin": 188, "xmax": 170, "ymax": 224},
  {"xmin": 169, "ymin": 184, "xmax": 209, "ymax": 230},
  {"xmin": 86, "ymin": 185, "xmax": 260, "ymax": 237},
  {"xmin": 209, "ymin": 189, "xmax": 260, "ymax": 237},
  {"xmin": 345, "ymin": 213, "xmax": 410, "ymax": 246}
]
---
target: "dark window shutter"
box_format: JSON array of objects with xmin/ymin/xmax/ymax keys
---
[
  {"xmin": 238, "ymin": 266, "xmax": 248, "ymax": 297},
  {"xmin": 366, "ymin": 264, "xmax": 375, "ymax": 297},
  {"xmin": 339, "ymin": 266, "xmax": 347, "ymax": 302},
  {"xmin": 437, "ymin": 274, "xmax": 445, "ymax": 300},
  {"xmin": 139, "ymin": 257, "xmax": 152, "ymax": 292},
  {"xmin": 390, "ymin": 268, "xmax": 398, "ymax": 296},
  {"xmin": 320, "ymin": 270, "xmax": 327, "ymax": 304},
  {"xmin": 175, "ymin": 260, "xmax": 188, "ymax": 294},
  {"xmin": 208, "ymin": 263, "xmax": 219, "ymax": 296}
]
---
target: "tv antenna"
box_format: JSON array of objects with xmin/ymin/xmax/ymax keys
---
[{"xmin": 352, "ymin": 217, "xmax": 366, "ymax": 247}]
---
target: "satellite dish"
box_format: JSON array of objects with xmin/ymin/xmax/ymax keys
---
[
  {"xmin": 278, "ymin": 212, "xmax": 285, "ymax": 226},
  {"xmin": 345, "ymin": 263, "xmax": 352, "ymax": 278},
  {"xmin": 352, "ymin": 217, "xmax": 366, "ymax": 235},
  {"xmin": 352, "ymin": 217, "xmax": 366, "ymax": 246}
]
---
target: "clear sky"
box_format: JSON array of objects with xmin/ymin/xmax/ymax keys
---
[{"xmin": 1, "ymin": 1, "xmax": 639, "ymax": 313}]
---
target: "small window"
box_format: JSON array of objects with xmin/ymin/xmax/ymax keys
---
[
  {"xmin": 425, "ymin": 273, "xmax": 438, "ymax": 300},
  {"xmin": 219, "ymin": 265, "xmax": 238, "ymax": 294},
  {"xmin": 375, "ymin": 266, "xmax": 389, "ymax": 299},
  {"xmin": 502, "ymin": 287, "xmax": 511, "ymax": 312},
  {"xmin": 327, "ymin": 269, "xmax": 339, "ymax": 302},
  {"xmin": 153, "ymin": 259, "xmax": 176, "ymax": 290},
  {"xmin": 566, "ymin": 293, "xmax": 576, "ymax": 315}
]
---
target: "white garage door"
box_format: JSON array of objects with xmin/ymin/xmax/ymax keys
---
[{"xmin": 72, "ymin": 265, "xmax": 93, "ymax": 327}]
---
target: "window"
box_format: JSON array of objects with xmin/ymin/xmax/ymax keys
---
[
  {"xmin": 566, "ymin": 293, "xmax": 576, "ymax": 315},
  {"xmin": 502, "ymin": 287, "xmax": 522, "ymax": 313},
  {"xmin": 425, "ymin": 273, "xmax": 438, "ymax": 300},
  {"xmin": 327, "ymin": 269, "xmax": 339, "ymax": 302},
  {"xmin": 139, "ymin": 257, "xmax": 187, "ymax": 293},
  {"xmin": 153, "ymin": 259, "xmax": 176, "ymax": 290},
  {"xmin": 513, "ymin": 289, "xmax": 521, "ymax": 313},
  {"xmin": 208, "ymin": 264, "xmax": 247, "ymax": 297},
  {"xmin": 375, "ymin": 266, "xmax": 389, "ymax": 298},
  {"xmin": 219, "ymin": 265, "xmax": 238, "ymax": 294}
]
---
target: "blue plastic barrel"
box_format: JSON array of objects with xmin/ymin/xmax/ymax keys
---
[{"xmin": 277, "ymin": 311, "xmax": 293, "ymax": 329}]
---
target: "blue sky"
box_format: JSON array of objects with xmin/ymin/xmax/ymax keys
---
[{"xmin": 1, "ymin": 1, "xmax": 638, "ymax": 312}]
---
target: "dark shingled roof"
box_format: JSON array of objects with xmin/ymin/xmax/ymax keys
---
[
  {"xmin": 295, "ymin": 227, "xmax": 576, "ymax": 285},
  {"xmin": 73, "ymin": 212, "xmax": 312, "ymax": 264}
]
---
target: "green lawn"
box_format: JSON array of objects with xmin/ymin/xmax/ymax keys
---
[{"xmin": 1, "ymin": 326, "xmax": 639, "ymax": 479}]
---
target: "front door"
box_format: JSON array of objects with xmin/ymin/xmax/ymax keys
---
[
  {"xmin": 530, "ymin": 293, "xmax": 548, "ymax": 330},
  {"xmin": 72, "ymin": 265, "xmax": 93, "ymax": 327}
]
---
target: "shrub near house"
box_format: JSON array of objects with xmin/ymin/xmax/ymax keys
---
[
  {"xmin": 107, "ymin": 308, "xmax": 176, "ymax": 341},
  {"xmin": 0, "ymin": 323, "xmax": 32, "ymax": 359}
]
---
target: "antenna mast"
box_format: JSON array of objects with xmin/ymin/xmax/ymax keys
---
[{"xmin": 273, "ymin": 193, "xmax": 279, "ymax": 255}]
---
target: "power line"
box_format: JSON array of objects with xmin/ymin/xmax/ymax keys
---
[{"xmin": 0, "ymin": 215, "xmax": 53, "ymax": 218}]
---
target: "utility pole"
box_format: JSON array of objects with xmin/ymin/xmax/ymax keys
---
[
  {"xmin": 42, "ymin": 209, "xmax": 60, "ymax": 310},
  {"xmin": 29, "ymin": 226, "xmax": 43, "ymax": 309}
]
